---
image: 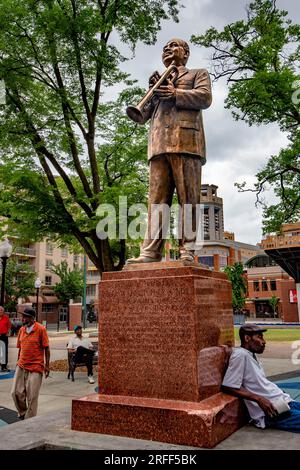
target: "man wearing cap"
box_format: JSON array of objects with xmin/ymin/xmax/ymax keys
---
[
  {"xmin": 222, "ymin": 324, "xmax": 300, "ymax": 432},
  {"xmin": 67, "ymin": 325, "xmax": 95, "ymax": 384},
  {"xmin": 11, "ymin": 308, "xmax": 50, "ymax": 420}
]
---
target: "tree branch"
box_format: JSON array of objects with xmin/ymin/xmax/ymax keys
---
[{"xmin": 6, "ymin": 89, "xmax": 94, "ymax": 219}]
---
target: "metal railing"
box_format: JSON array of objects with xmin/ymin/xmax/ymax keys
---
[{"xmin": 14, "ymin": 247, "xmax": 36, "ymax": 256}]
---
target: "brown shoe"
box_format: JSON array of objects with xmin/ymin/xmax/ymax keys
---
[{"xmin": 179, "ymin": 251, "xmax": 195, "ymax": 262}]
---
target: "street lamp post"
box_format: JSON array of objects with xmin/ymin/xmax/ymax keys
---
[
  {"xmin": 0, "ymin": 239, "xmax": 13, "ymax": 306},
  {"xmin": 82, "ymin": 255, "xmax": 87, "ymax": 329},
  {"xmin": 35, "ymin": 278, "xmax": 42, "ymax": 323}
]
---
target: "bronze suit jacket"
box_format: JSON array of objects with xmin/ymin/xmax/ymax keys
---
[{"xmin": 143, "ymin": 66, "xmax": 212, "ymax": 164}]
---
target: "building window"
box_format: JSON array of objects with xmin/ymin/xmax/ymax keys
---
[
  {"xmin": 169, "ymin": 250, "xmax": 179, "ymax": 260},
  {"xmin": 73, "ymin": 254, "xmax": 79, "ymax": 269},
  {"xmin": 61, "ymin": 247, "xmax": 68, "ymax": 257},
  {"xmin": 254, "ymin": 281, "xmax": 260, "ymax": 292},
  {"xmin": 42, "ymin": 304, "xmax": 54, "ymax": 313},
  {"xmin": 46, "ymin": 242, "xmax": 53, "ymax": 255},
  {"xmin": 270, "ymin": 280, "xmax": 277, "ymax": 291},
  {"xmin": 86, "ymin": 285, "xmax": 96, "ymax": 296},
  {"xmin": 46, "ymin": 259, "xmax": 53, "ymax": 271},
  {"xmin": 199, "ymin": 256, "xmax": 214, "ymax": 268},
  {"xmin": 16, "ymin": 258, "xmax": 29, "ymax": 265},
  {"xmin": 262, "ymin": 280, "xmax": 268, "ymax": 291},
  {"xmin": 45, "ymin": 276, "xmax": 52, "ymax": 286}
]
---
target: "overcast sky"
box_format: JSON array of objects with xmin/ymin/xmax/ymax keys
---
[{"xmin": 109, "ymin": 0, "xmax": 299, "ymax": 246}]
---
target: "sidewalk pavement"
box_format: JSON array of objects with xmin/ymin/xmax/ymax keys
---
[{"xmin": 1, "ymin": 396, "xmax": 300, "ymax": 450}]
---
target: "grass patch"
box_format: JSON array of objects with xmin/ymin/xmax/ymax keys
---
[{"xmin": 234, "ymin": 328, "xmax": 300, "ymax": 342}]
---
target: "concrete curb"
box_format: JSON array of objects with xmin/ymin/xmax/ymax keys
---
[{"xmin": 47, "ymin": 329, "xmax": 98, "ymax": 337}]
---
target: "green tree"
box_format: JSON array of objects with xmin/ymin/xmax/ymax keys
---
[
  {"xmin": 3, "ymin": 258, "xmax": 35, "ymax": 312},
  {"xmin": 0, "ymin": 0, "xmax": 180, "ymax": 272},
  {"xmin": 224, "ymin": 262, "xmax": 247, "ymax": 312},
  {"xmin": 51, "ymin": 260, "xmax": 83, "ymax": 329},
  {"xmin": 269, "ymin": 295, "xmax": 279, "ymax": 316},
  {"xmin": 191, "ymin": 0, "xmax": 300, "ymax": 233},
  {"xmin": 51, "ymin": 260, "xmax": 83, "ymax": 304}
]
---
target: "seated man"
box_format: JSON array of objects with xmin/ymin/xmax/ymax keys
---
[
  {"xmin": 67, "ymin": 325, "xmax": 95, "ymax": 384},
  {"xmin": 222, "ymin": 324, "xmax": 300, "ymax": 432}
]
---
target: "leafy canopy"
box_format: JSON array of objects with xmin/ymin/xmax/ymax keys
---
[
  {"xmin": 0, "ymin": 0, "xmax": 180, "ymax": 271},
  {"xmin": 51, "ymin": 260, "xmax": 83, "ymax": 303},
  {"xmin": 4, "ymin": 257, "xmax": 35, "ymax": 311}
]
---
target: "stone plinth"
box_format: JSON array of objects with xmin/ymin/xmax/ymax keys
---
[
  {"xmin": 72, "ymin": 263, "xmax": 245, "ymax": 447},
  {"xmin": 72, "ymin": 393, "xmax": 244, "ymax": 449}
]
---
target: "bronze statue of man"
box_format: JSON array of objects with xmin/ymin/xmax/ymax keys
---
[{"xmin": 127, "ymin": 38, "xmax": 212, "ymax": 263}]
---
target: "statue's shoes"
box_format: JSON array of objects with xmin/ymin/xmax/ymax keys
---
[
  {"xmin": 126, "ymin": 256, "xmax": 161, "ymax": 264},
  {"xmin": 179, "ymin": 253, "xmax": 195, "ymax": 262}
]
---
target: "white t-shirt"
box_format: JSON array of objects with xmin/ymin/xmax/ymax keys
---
[
  {"xmin": 67, "ymin": 336, "xmax": 93, "ymax": 351},
  {"xmin": 222, "ymin": 347, "xmax": 291, "ymax": 428}
]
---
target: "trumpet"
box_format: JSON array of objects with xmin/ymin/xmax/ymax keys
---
[{"xmin": 126, "ymin": 63, "xmax": 179, "ymax": 124}]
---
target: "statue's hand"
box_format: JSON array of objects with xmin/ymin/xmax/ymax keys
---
[
  {"xmin": 153, "ymin": 78, "xmax": 176, "ymax": 100},
  {"xmin": 149, "ymin": 71, "xmax": 161, "ymax": 88}
]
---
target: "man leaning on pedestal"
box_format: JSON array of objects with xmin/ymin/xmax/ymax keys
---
[
  {"xmin": 222, "ymin": 324, "xmax": 300, "ymax": 432},
  {"xmin": 11, "ymin": 308, "xmax": 50, "ymax": 420},
  {"xmin": 127, "ymin": 38, "xmax": 212, "ymax": 264}
]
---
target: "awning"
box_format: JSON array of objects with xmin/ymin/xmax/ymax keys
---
[
  {"xmin": 247, "ymin": 297, "xmax": 282, "ymax": 302},
  {"xmin": 43, "ymin": 296, "xmax": 59, "ymax": 304},
  {"xmin": 27, "ymin": 296, "xmax": 59, "ymax": 304},
  {"xmin": 27, "ymin": 296, "xmax": 43, "ymax": 304}
]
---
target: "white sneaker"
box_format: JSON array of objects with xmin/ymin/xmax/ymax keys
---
[{"xmin": 88, "ymin": 375, "xmax": 95, "ymax": 384}]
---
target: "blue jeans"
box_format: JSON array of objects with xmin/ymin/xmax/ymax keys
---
[{"xmin": 265, "ymin": 401, "xmax": 300, "ymax": 433}]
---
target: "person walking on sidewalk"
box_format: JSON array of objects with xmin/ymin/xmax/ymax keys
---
[
  {"xmin": 67, "ymin": 325, "xmax": 95, "ymax": 384},
  {"xmin": 11, "ymin": 308, "xmax": 50, "ymax": 420},
  {"xmin": 0, "ymin": 306, "xmax": 11, "ymax": 372}
]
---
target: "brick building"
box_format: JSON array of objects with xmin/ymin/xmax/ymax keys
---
[
  {"xmin": 8, "ymin": 237, "xmax": 83, "ymax": 328},
  {"xmin": 245, "ymin": 254, "xmax": 298, "ymax": 322}
]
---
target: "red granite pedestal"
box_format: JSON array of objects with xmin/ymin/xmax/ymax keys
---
[{"xmin": 72, "ymin": 262, "xmax": 245, "ymax": 448}]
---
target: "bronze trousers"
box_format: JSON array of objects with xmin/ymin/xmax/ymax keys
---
[{"xmin": 141, "ymin": 153, "xmax": 202, "ymax": 259}]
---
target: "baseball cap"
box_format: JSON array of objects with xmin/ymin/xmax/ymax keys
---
[
  {"xmin": 22, "ymin": 308, "xmax": 36, "ymax": 318},
  {"xmin": 74, "ymin": 325, "xmax": 82, "ymax": 332},
  {"xmin": 239, "ymin": 324, "xmax": 267, "ymax": 341},
  {"xmin": 240, "ymin": 324, "xmax": 267, "ymax": 334}
]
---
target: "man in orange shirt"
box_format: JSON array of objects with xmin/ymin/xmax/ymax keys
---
[
  {"xmin": 0, "ymin": 306, "xmax": 11, "ymax": 372},
  {"xmin": 11, "ymin": 308, "xmax": 50, "ymax": 420}
]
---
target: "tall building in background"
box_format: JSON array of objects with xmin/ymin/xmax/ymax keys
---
[
  {"xmin": 9, "ymin": 237, "xmax": 83, "ymax": 327},
  {"xmin": 195, "ymin": 184, "xmax": 261, "ymax": 270},
  {"xmin": 201, "ymin": 184, "xmax": 224, "ymax": 241}
]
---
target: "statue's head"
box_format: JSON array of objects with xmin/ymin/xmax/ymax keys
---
[{"xmin": 162, "ymin": 38, "xmax": 190, "ymax": 67}]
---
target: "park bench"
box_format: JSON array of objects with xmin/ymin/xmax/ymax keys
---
[{"xmin": 67, "ymin": 341, "xmax": 98, "ymax": 382}]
